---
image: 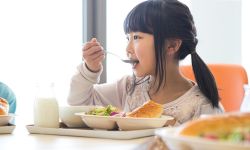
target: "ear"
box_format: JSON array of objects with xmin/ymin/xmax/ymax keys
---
[{"xmin": 165, "ymin": 39, "xmax": 182, "ymax": 55}]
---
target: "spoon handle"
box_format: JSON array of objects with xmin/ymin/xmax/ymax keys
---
[{"xmin": 104, "ymin": 50, "xmax": 138, "ymax": 64}]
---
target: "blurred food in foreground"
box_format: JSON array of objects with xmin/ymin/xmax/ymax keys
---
[{"xmin": 178, "ymin": 112, "xmax": 250, "ymax": 142}]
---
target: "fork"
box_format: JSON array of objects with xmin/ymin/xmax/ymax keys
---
[{"xmin": 104, "ymin": 51, "xmax": 139, "ymax": 64}]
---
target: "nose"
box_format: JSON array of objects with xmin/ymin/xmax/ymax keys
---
[{"xmin": 126, "ymin": 41, "xmax": 134, "ymax": 57}]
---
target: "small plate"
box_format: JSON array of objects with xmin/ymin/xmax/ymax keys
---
[
  {"xmin": 155, "ymin": 127, "xmax": 250, "ymax": 150},
  {"xmin": 75, "ymin": 112, "xmax": 117, "ymax": 130},
  {"xmin": 113, "ymin": 115, "xmax": 174, "ymax": 131},
  {"xmin": 0, "ymin": 114, "xmax": 15, "ymax": 126}
]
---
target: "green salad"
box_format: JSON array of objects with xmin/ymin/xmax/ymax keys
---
[
  {"xmin": 87, "ymin": 105, "xmax": 119, "ymax": 116},
  {"xmin": 201, "ymin": 127, "xmax": 250, "ymax": 143}
]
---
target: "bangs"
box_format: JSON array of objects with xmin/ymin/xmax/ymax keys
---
[{"xmin": 123, "ymin": 1, "xmax": 153, "ymax": 34}]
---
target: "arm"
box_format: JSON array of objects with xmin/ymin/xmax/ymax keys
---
[
  {"xmin": 67, "ymin": 62, "xmax": 128, "ymax": 109},
  {"xmin": 0, "ymin": 82, "xmax": 16, "ymax": 113}
]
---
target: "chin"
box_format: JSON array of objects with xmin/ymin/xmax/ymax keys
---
[
  {"xmin": 133, "ymin": 70, "xmax": 148, "ymax": 78},
  {"xmin": 133, "ymin": 71, "xmax": 141, "ymax": 77}
]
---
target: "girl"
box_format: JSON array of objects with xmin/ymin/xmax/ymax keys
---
[{"xmin": 68, "ymin": 0, "xmax": 223, "ymax": 126}]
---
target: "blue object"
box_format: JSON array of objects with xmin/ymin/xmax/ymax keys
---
[{"xmin": 0, "ymin": 82, "xmax": 16, "ymax": 113}]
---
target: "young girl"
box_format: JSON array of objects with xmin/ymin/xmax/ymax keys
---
[{"xmin": 68, "ymin": 0, "xmax": 223, "ymax": 126}]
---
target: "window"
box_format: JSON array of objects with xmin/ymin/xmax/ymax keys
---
[{"xmin": 0, "ymin": 0, "xmax": 82, "ymax": 122}]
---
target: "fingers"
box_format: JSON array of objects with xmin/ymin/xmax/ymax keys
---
[
  {"xmin": 85, "ymin": 53, "xmax": 105, "ymax": 72},
  {"xmin": 83, "ymin": 40, "xmax": 100, "ymax": 51},
  {"xmin": 83, "ymin": 38, "xmax": 103, "ymax": 55},
  {"xmin": 83, "ymin": 43, "xmax": 104, "ymax": 62},
  {"xmin": 91, "ymin": 53, "xmax": 105, "ymax": 64},
  {"xmin": 83, "ymin": 45, "xmax": 104, "ymax": 56},
  {"xmin": 83, "ymin": 47, "xmax": 104, "ymax": 62},
  {"xmin": 82, "ymin": 38, "xmax": 105, "ymax": 72},
  {"xmin": 91, "ymin": 38, "xmax": 97, "ymax": 42}
]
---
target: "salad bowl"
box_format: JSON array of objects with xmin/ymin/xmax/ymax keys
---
[{"xmin": 75, "ymin": 112, "xmax": 117, "ymax": 130}]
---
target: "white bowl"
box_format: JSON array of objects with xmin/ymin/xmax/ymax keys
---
[
  {"xmin": 75, "ymin": 112, "xmax": 117, "ymax": 130},
  {"xmin": 0, "ymin": 114, "xmax": 15, "ymax": 126},
  {"xmin": 59, "ymin": 106, "xmax": 96, "ymax": 128},
  {"xmin": 113, "ymin": 115, "xmax": 174, "ymax": 131}
]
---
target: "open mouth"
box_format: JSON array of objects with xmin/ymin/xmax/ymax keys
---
[{"xmin": 132, "ymin": 60, "xmax": 139, "ymax": 69}]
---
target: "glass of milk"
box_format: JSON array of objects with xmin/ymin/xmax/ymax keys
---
[{"xmin": 34, "ymin": 82, "xmax": 59, "ymax": 128}]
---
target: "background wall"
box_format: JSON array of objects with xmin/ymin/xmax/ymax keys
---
[
  {"xmin": 242, "ymin": 0, "xmax": 250, "ymax": 77},
  {"xmin": 191, "ymin": 0, "xmax": 241, "ymax": 64}
]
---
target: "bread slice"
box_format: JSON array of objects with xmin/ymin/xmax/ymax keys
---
[
  {"xmin": 0, "ymin": 97, "xmax": 9, "ymax": 115},
  {"xmin": 178, "ymin": 112, "xmax": 250, "ymax": 136},
  {"xmin": 127, "ymin": 100, "xmax": 163, "ymax": 118}
]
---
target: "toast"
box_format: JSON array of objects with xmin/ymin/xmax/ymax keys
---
[{"xmin": 127, "ymin": 100, "xmax": 164, "ymax": 118}]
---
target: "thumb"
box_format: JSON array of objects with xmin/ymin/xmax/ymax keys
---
[{"xmin": 91, "ymin": 38, "xmax": 97, "ymax": 43}]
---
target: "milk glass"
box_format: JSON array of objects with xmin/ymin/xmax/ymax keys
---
[{"xmin": 34, "ymin": 83, "xmax": 59, "ymax": 128}]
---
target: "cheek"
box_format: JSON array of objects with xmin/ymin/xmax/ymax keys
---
[
  {"xmin": 147, "ymin": 56, "xmax": 156, "ymax": 71},
  {"xmin": 137, "ymin": 49, "xmax": 156, "ymax": 69}
]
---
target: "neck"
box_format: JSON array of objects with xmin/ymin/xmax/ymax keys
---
[{"xmin": 149, "ymin": 62, "xmax": 193, "ymax": 104}]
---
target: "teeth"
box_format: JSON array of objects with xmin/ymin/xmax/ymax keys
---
[{"xmin": 132, "ymin": 62, "xmax": 138, "ymax": 68}]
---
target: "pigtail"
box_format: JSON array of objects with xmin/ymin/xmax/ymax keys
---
[{"xmin": 191, "ymin": 52, "xmax": 219, "ymax": 108}]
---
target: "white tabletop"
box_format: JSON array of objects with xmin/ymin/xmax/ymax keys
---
[{"xmin": 0, "ymin": 119, "xmax": 151, "ymax": 150}]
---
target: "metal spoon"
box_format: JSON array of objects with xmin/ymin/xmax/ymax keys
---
[{"xmin": 104, "ymin": 51, "xmax": 139, "ymax": 64}]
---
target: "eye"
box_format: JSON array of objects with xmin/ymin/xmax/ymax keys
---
[{"xmin": 133, "ymin": 35, "xmax": 139, "ymax": 40}]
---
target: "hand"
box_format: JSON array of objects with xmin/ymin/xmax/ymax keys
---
[
  {"xmin": 165, "ymin": 118, "xmax": 176, "ymax": 126},
  {"xmin": 82, "ymin": 38, "xmax": 105, "ymax": 72}
]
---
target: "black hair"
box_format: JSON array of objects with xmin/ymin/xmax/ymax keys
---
[{"xmin": 123, "ymin": 0, "xmax": 219, "ymax": 108}]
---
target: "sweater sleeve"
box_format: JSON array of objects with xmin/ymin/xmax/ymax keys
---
[
  {"xmin": 0, "ymin": 82, "xmax": 16, "ymax": 113},
  {"xmin": 67, "ymin": 63, "xmax": 128, "ymax": 109}
]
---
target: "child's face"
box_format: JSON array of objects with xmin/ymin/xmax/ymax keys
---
[{"xmin": 126, "ymin": 32, "xmax": 156, "ymax": 77}]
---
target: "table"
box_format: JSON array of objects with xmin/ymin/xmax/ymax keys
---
[{"xmin": 0, "ymin": 119, "xmax": 152, "ymax": 150}]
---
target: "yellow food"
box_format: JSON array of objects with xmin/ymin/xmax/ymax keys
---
[
  {"xmin": 127, "ymin": 100, "xmax": 163, "ymax": 118},
  {"xmin": 0, "ymin": 97, "xmax": 9, "ymax": 115},
  {"xmin": 178, "ymin": 113, "xmax": 250, "ymax": 142}
]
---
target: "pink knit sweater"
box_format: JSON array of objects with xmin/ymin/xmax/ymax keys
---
[{"xmin": 67, "ymin": 63, "xmax": 224, "ymax": 126}]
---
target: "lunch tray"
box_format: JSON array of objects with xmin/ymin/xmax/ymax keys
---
[
  {"xmin": 0, "ymin": 124, "xmax": 16, "ymax": 134},
  {"xmin": 26, "ymin": 123, "xmax": 163, "ymax": 140}
]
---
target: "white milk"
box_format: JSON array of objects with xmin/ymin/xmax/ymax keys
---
[
  {"xmin": 33, "ymin": 83, "xmax": 59, "ymax": 128},
  {"xmin": 34, "ymin": 97, "xmax": 59, "ymax": 128}
]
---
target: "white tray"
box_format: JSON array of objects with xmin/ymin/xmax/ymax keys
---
[
  {"xmin": 0, "ymin": 124, "xmax": 16, "ymax": 134},
  {"xmin": 26, "ymin": 123, "xmax": 163, "ymax": 140}
]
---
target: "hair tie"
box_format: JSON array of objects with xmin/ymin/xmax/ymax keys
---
[{"xmin": 191, "ymin": 50, "xmax": 196, "ymax": 55}]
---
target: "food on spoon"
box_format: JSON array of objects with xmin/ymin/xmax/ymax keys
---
[
  {"xmin": 178, "ymin": 112, "xmax": 250, "ymax": 142},
  {"xmin": 126, "ymin": 100, "xmax": 163, "ymax": 118},
  {"xmin": 0, "ymin": 97, "xmax": 9, "ymax": 115},
  {"xmin": 87, "ymin": 105, "xmax": 120, "ymax": 116}
]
